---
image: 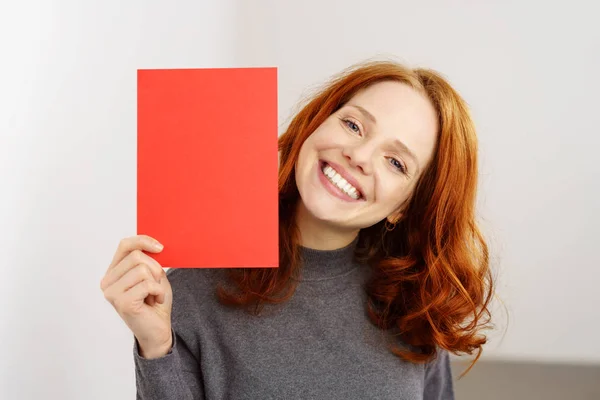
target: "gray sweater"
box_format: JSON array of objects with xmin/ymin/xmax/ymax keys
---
[{"xmin": 133, "ymin": 239, "xmax": 454, "ymax": 399}]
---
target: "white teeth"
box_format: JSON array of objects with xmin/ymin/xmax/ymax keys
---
[{"xmin": 322, "ymin": 164, "xmax": 361, "ymax": 200}]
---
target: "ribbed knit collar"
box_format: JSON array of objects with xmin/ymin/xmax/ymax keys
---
[{"xmin": 298, "ymin": 236, "xmax": 361, "ymax": 281}]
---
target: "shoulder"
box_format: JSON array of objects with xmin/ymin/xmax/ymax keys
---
[
  {"xmin": 424, "ymin": 349, "xmax": 453, "ymax": 383},
  {"xmin": 426, "ymin": 348, "xmax": 451, "ymax": 371},
  {"xmin": 423, "ymin": 349, "xmax": 455, "ymax": 399}
]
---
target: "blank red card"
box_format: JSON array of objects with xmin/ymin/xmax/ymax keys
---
[{"xmin": 137, "ymin": 67, "xmax": 279, "ymax": 268}]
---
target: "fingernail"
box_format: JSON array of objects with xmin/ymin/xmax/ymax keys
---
[{"xmin": 155, "ymin": 241, "xmax": 164, "ymax": 250}]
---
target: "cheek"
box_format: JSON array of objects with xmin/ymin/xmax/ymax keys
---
[
  {"xmin": 295, "ymin": 119, "xmax": 348, "ymax": 175},
  {"xmin": 376, "ymin": 180, "xmax": 410, "ymax": 210},
  {"xmin": 310, "ymin": 120, "xmax": 347, "ymax": 147},
  {"xmin": 296, "ymin": 137, "xmax": 319, "ymax": 181}
]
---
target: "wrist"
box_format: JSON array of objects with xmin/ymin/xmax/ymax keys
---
[{"xmin": 137, "ymin": 333, "xmax": 173, "ymax": 359}]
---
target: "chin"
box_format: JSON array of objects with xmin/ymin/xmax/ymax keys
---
[{"xmin": 298, "ymin": 192, "xmax": 369, "ymax": 230}]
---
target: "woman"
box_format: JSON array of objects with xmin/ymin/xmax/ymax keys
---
[{"xmin": 101, "ymin": 60, "xmax": 494, "ymax": 399}]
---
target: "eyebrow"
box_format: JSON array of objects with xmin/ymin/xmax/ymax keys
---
[
  {"xmin": 349, "ymin": 104, "xmax": 377, "ymax": 125},
  {"xmin": 347, "ymin": 104, "xmax": 420, "ymax": 173}
]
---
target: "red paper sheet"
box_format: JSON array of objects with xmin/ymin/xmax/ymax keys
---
[{"xmin": 137, "ymin": 67, "xmax": 279, "ymax": 268}]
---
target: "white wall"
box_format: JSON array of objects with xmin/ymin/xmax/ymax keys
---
[
  {"xmin": 1, "ymin": 1, "xmax": 598, "ymax": 399},
  {"xmin": 0, "ymin": 1, "xmax": 238, "ymax": 399}
]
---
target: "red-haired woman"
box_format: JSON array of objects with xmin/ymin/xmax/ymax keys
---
[{"xmin": 101, "ymin": 60, "xmax": 494, "ymax": 400}]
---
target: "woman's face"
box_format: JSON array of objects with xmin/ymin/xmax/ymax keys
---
[{"xmin": 295, "ymin": 81, "xmax": 439, "ymax": 231}]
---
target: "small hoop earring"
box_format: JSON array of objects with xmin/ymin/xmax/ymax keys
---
[{"xmin": 384, "ymin": 219, "xmax": 397, "ymax": 232}]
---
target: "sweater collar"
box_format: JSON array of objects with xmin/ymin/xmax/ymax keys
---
[{"xmin": 297, "ymin": 236, "xmax": 360, "ymax": 281}]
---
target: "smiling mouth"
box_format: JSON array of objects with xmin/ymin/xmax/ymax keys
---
[{"xmin": 319, "ymin": 161, "xmax": 363, "ymax": 200}]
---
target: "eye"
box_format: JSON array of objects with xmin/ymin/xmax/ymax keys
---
[
  {"xmin": 342, "ymin": 118, "xmax": 362, "ymax": 135},
  {"xmin": 389, "ymin": 158, "xmax": 407, "ymax": 174}
]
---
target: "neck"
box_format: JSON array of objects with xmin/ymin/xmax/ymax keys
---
[{"xmin": 295, "ymin": 200, "xmax": 360, "ymax": 250}]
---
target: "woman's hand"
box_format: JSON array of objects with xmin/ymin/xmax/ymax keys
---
[{"xmin": 100, "ymin": 235, "xmax": 173, "ymax": 359}]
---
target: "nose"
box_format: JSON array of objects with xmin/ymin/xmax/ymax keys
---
[{"xmin": 342, "ymin": 142, "xmax": 374, "ymax": 175}]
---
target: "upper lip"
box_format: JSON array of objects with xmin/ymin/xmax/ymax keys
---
[{"xmin": 322, "ymin": 160, "xmax": 365, "ymax": 199}]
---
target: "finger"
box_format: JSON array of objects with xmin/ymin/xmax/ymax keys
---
[
  {"xmin": 120, "ymin": 278, "xmax": 165, "ymax": 311},
  {"xmin": 109, "ymin": 235, "xmax": 163, "ymax": 271},
  {"xmin": 146, "ymin": 294, "xmax": 157, "ymax": 307},
  {"xmin": 106, "ymin": 264, "xmax": 157, "ymax": 299},
  {"xmin": 109, "ymin": 235, "xmax": 163, "ymax": 269},
  {"xmin": 152, "ymin": 275, "xmax": 169, "ymax": 305},
  {"xmin": 102, "ymin": 249, "xmax": 165, "ymax": 290},
  {"xmin": 143, "ymin": 276, "xmax": 169, "ymax": 306}
]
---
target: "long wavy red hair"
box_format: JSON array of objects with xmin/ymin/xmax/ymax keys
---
[{"xmin": 217, "ymin": 60, "xmax": 494, "ymax": 373}]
